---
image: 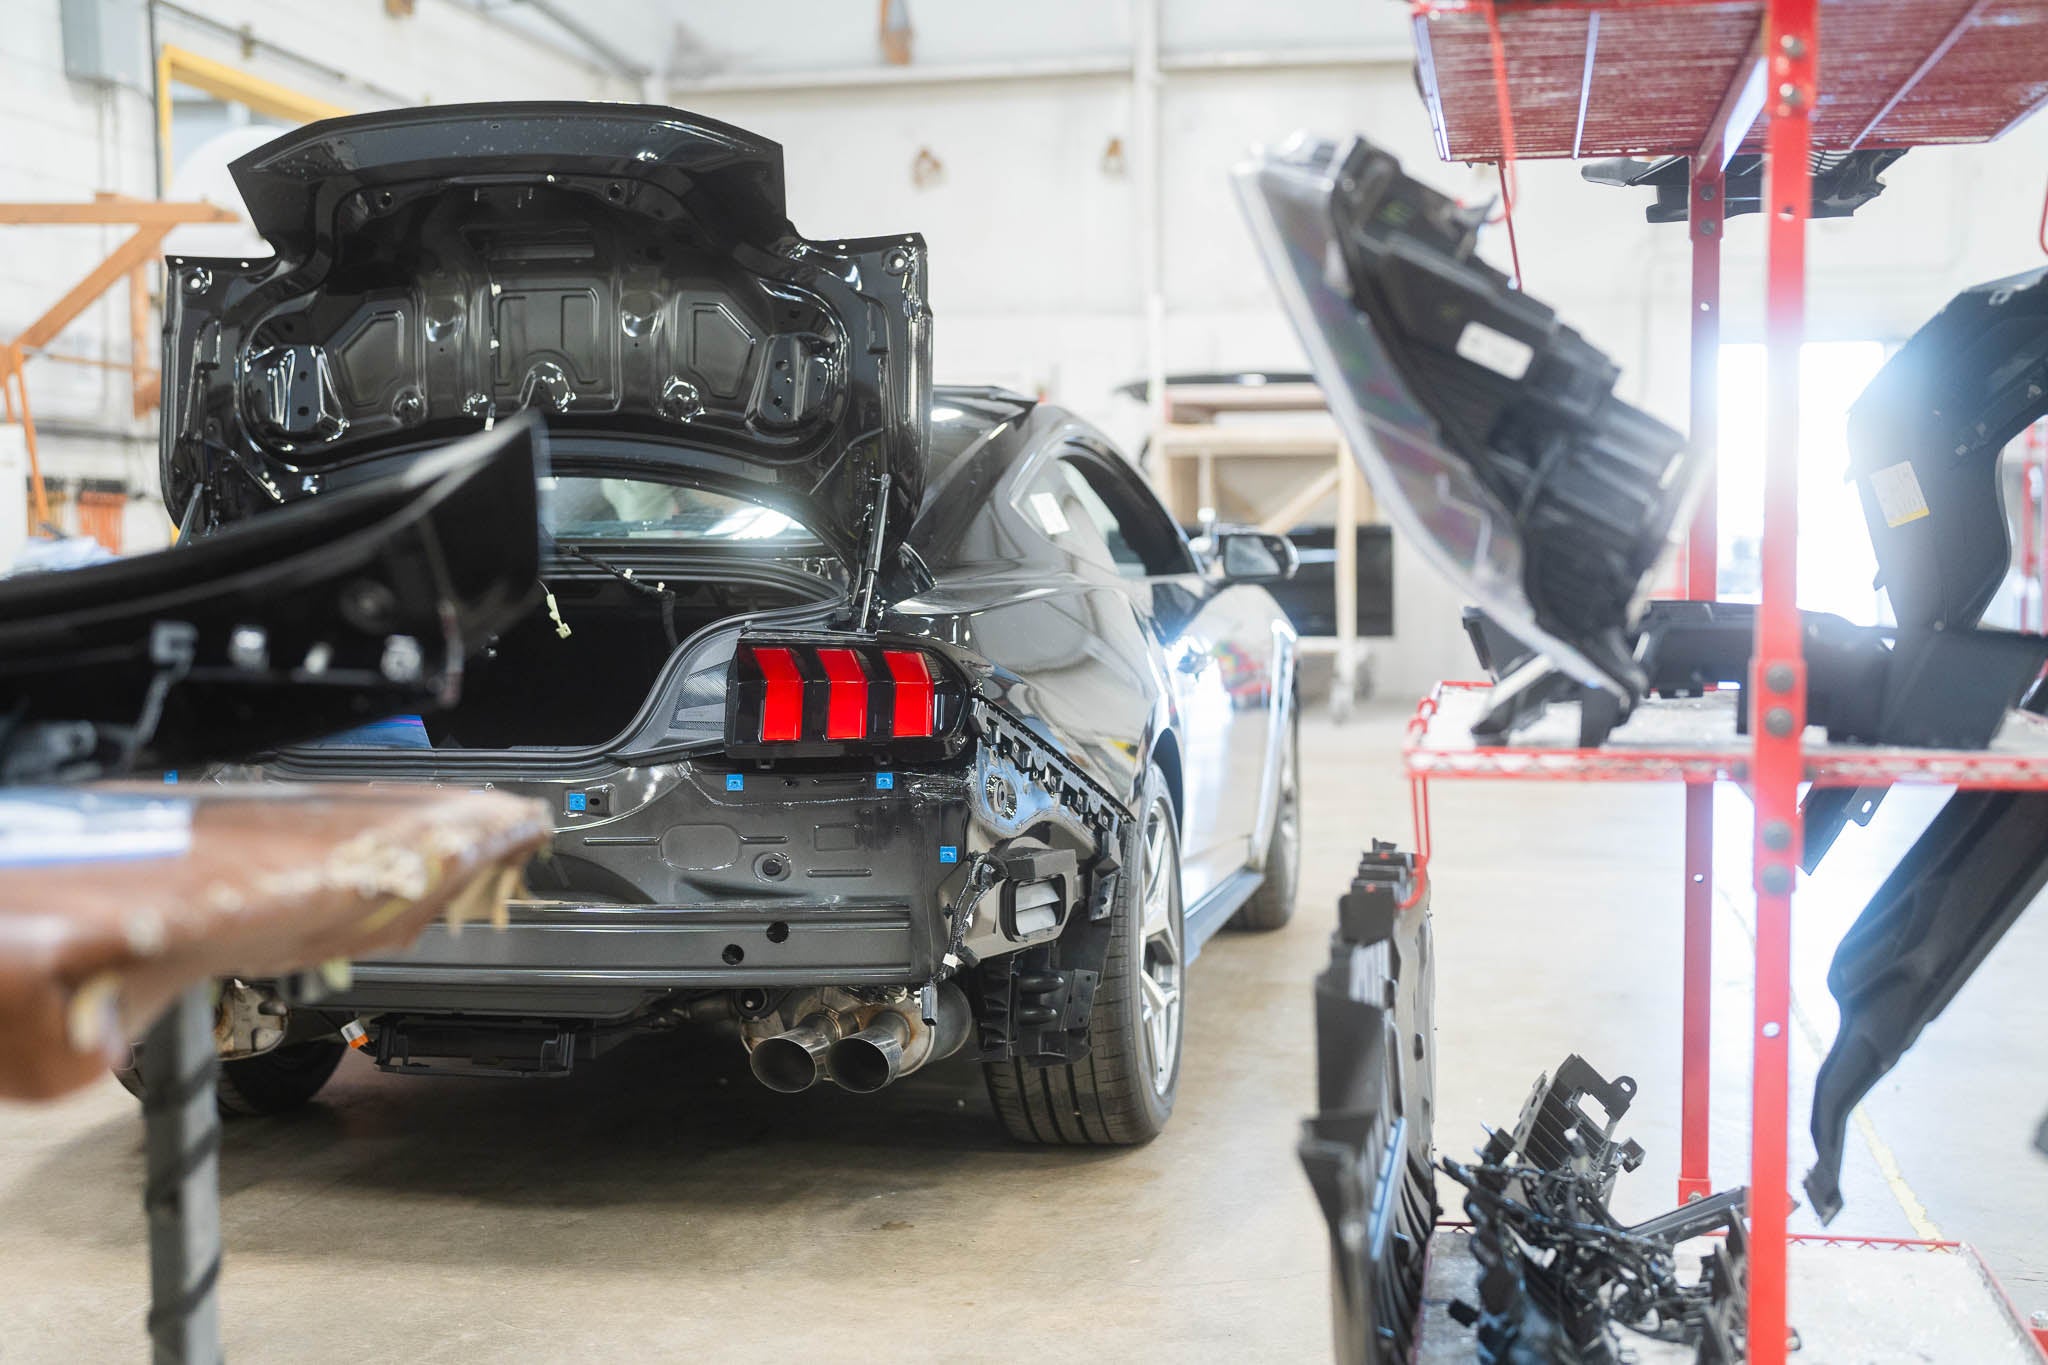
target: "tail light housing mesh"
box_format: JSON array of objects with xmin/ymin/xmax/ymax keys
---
[{"xmin": 725, "ymin": 636, "xmax": 966, "ymax": 759}]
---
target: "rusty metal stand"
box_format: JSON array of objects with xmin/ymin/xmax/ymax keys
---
[
  {"xmin": 0, "ymin": 196, "xmax": 236, "ymax": 529},
  {"xmin": 137, "ymin": 985, "xmax": 223, "ymax": 1365}
]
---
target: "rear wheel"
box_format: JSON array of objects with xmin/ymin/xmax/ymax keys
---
[
  {"xmin": 984, "ymin": 765, "xmax": 1184, "ymax": 1145},
  {"xmin": 115, "ymin": 1038, "xmax": 347, "ymax": 1117},
  {"xmin": 1229, "ymin": 712, "xmax": 1300, "ymax": 932}
]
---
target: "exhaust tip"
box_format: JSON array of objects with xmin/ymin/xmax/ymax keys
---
[
  {"xmin": 829, "ymin": 1012, "xmax": 912, "ymax": 1094},
  {"xmin": 829, "ymin": 1036, "xmax": 899, "ymax": 1094},
  {"xmin": 750, "ymin": 1035, "xmax": 824, "ymax": 1093}
]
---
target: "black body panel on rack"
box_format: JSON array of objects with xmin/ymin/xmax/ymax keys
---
[
  {"xmin": 1299, "ymin": 842, "xmax": 1437, "ymax": 1364},
  {"xmin": 1237, "ymin": 134, "xmax": 1696, "ymax": 723},
  {"xmin": 1848, "ymin": 264, "xmax": 2048, "ymax": 635},
  {"xmin": 0, "ymin": 418, "xmax": 542, "ymax": 782},
  {"xmin": 1805, "ymin": 785, "xmax": 2048, "ymax": 1222}
]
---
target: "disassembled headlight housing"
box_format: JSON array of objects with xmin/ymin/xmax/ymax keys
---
[{"xmin": 1234, "ymin": 135, "xmax": 1702, "ymax": 729}]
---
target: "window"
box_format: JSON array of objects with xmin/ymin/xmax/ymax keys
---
[
  {"xmin": 1054, "ymin": 461, "xmax": 1149, "ymax": 576},
  {"xmin": 1022, "ymin": 462, "xmax": 1123, "ymax": 573},
  {"xmin": 1717, "ymin": 342, "xmax": 1887, "ymax": 623},
  {"xmin": 541, "ymin": 477, "xmax": 817, "ymax": 544},
  {"xmin": 1020, "ymin": 448, "xmax": 1196, "ymax": 578}
]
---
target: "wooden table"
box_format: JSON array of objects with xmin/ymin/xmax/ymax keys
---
[{"xmin": 0, "ymin": 783, "xmax": 550, "ymax": 1362}]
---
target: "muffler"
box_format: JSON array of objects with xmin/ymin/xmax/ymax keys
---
[
  {"xmin": 827, "ymin": 984, "xmax": 971, "ymax": 1094},
  {"xmin": 747, "ymin": 1013, "xmax": 849, "ymax": 1094}
]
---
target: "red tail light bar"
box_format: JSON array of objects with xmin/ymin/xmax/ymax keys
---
[
  {"xmin": 726, "ymin": 636, "xmax": 964, "ymax": 759},
  {"xmin": 815, "ymin": 648, "xmax": 869, "ymax": 740},
  {"xmin": 752, "ymin": 646, "xmax": 805, "ymax": 742},
  {"xmin": 882, "ymin": 649, "xmax": 935, "ymax": 738}
]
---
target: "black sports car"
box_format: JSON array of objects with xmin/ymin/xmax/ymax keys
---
[{"xmin": 157, "ymin": 104, "xmax": 1303, "ymax": 1144}]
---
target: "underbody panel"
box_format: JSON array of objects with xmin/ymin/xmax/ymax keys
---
[{"xmin": 329, "ymin": 901, "xmax": 924, "ymax": 1021}]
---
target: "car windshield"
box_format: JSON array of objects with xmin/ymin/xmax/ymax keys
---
[{"xmin": 541, "ymin": 477, "xmax": 819, "ymax": 544}]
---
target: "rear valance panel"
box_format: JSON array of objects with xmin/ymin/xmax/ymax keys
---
[{"xmin": 162, "ymin": 104, "xmax": 930, "ymax": 566}]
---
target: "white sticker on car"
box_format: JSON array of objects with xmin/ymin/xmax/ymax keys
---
[
  {"xmin": 1869, "ymin": 461, "xmax": 1931, "ymax": 527},
  {"xmin": 1030, "ymin": 490, "xmax": 1071, "ymax": 535},
  {"xmin": 1455, "ymin": 320, "xmax": 1535, "ymax": 380}
]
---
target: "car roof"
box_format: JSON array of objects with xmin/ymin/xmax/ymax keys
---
[
  {"xmin": 1108, "ymin": 370, "xmax": 1313, "ymax": 401},
  {"xmin": 928, "ymin": 386, "xmax": 1037, "ymax": 480}
]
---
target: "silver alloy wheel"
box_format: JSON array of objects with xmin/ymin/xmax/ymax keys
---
[{"xmin": 1136, "ymin": 798, "xmax": 1184, "ymax": 1098}]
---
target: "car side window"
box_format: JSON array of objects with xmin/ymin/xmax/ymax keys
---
[
  {"xmin": 1057, "ymin": 451, "xmax": 1199, "ymax": 578},
  {"xmin": 1020, "ymin": 462, "xmax": 1126, "ymax": 573},
  {"xmin": 1019, "ymin": 445, "xmax": 1199, "ymax": 579},
  {"xmin": 1054, "ymin": 461, "xmax": 1149, "ymax": 577}
]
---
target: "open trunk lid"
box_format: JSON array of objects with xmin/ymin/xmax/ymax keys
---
[{"xmin": 161, "ymin": 103, "xmax": 931, "ymax": 567}]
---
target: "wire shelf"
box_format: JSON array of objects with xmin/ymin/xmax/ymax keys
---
[
  {"xmin": 1412, "ymin": 0, "xmax": 2048, "ymax": 162},
  {"xmin": 1405, "ymin": 680, "xmax": 2048, "ymax": 789}
]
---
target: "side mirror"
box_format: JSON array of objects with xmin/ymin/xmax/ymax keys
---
[{"xmin": 1213, "ymin": 529, "xmax": 1299, "ymax": 585}]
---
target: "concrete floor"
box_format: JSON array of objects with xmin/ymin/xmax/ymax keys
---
[{"xmin": 2, "ymin": 704, "xmax": 2044, "ymax": 1360}]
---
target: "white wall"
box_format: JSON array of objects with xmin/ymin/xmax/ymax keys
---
[
  {"xmin": 0, "ymin": 0, "xmax": 638, "ymax": 545},
  {"xmin": 0, "ymin": 1, "xmax": 160, "ymax": 515},
  {"xmin": 660, "ymin": 0, "xmax": 1412, "ymax": 75}
]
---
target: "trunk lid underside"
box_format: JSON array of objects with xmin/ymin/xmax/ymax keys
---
[{"xmin": 161, "ymin": 102, "xmax": 932, "ymax": 566}]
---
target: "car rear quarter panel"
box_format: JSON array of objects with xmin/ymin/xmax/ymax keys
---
[{"xmin": 894, "ymin": 407, "xmax": 1178, "ymax": 814}]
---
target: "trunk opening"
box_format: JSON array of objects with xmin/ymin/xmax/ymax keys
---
[{"xmin": 424, "ymin": 568, "xmax": 825, "ymax": 750}]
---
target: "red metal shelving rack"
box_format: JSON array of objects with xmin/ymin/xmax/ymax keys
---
[{"xmin": 1405, "ymin": 2, "xmax": 2048, "ymax": 1361}]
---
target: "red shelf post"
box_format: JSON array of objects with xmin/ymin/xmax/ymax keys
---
[
  {"xmin": 1679, "ymin": 151, "xmax": 1724, "ymax": 1208},
  {"xmin": 1751, "ymin": 2, "xmax": 1817, "ymax": 1361}
]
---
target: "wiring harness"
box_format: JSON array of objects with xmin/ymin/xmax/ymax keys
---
[{"xmin": 1441, "ymin": 1056, "xmax": 1766, "ymax": 1363}]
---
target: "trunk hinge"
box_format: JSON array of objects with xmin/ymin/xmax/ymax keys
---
[{"xmin": 846, "ymin": 470, "xmax": 892, "ymax": 631}]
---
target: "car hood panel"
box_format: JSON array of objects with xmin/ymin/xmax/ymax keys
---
[{"xmin": 161, "ymin": 103, "xmax": 931, "ymax": 564}]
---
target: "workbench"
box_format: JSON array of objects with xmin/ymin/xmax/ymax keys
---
[{"xmin": 0, "ymin": 783, "xmax": 549, "ymax": 1362}]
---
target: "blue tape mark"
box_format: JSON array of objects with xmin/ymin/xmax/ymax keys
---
[
  {"xmin": 566, "ymin": 792, "xmax": 588, "ymax": 812},
  {"xmin": 725, "ymin": 774, "xmax": 745, "ymax": 791},
  {"xmin": 162, "ymin": 771, "xmax": 178, "ymax": 784},
  {"xmin": 876, "ymin": 772, "xmax": 895, "ymax": 790},
  {"xmin": 939, "ymin": 845, "xmax": 958, "ymax": 864}
]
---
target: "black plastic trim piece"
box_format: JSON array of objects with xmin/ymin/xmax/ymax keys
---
[{"xmin": 1300, "ymin": 842, "xmax": 1438, "ymax": 1365}]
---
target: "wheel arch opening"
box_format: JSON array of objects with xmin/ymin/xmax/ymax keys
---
[{"xmin": 1149, "ymin": 727, "xmax": 1184, "ymax": 832}]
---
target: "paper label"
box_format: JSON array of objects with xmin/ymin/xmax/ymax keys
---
[
  {"xmin": 1455, "ymin": 321, "xmax": 1534, "ymax": 380},
  {"xmin": 0, "ymin": 792, "xmax": 192, "ymax": 866},
  {"xmin": 1029, "ymin": 490, "xmax": 1071, "ymax": 535},
  {"xmin": 1869, "ymin": 461, "xmax": 1931, "ymax": 528}
]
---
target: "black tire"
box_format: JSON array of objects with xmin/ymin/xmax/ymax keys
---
[
  {"xmin": 1229, "ymin": 710, "xmax": 1300, "ymax": 932},
  {"xmin": 114, "ymin": 1038, "xmax": 346, "ymax": 1116},
  {"xmin": 984, "ymin": 764, "xmax": 1184, "ymax": 1145}
]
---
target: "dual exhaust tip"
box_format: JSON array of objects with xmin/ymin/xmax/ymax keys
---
[
  {"xmin": 748, "ymin": 986, "xmax": 968, "ymax": 1095},
  {"xmin": 750, "ymin": 1012, "xmax": 910, "ymax": 1094}
]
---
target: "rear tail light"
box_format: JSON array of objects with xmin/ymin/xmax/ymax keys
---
[
  {"xmin": 882, "ymin": 649, "xmax": 935, "ymax": 738},
  {"xmin": 753, "ymin": 646, "xmax": 805, "ymax": 742},
  {"xmin": 816, "ymin": 648, "xmax": 869, "ymax": 740},
  {"xmin": 726, "ymin": 637, "xmax": 965, "ymax": 759}
]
